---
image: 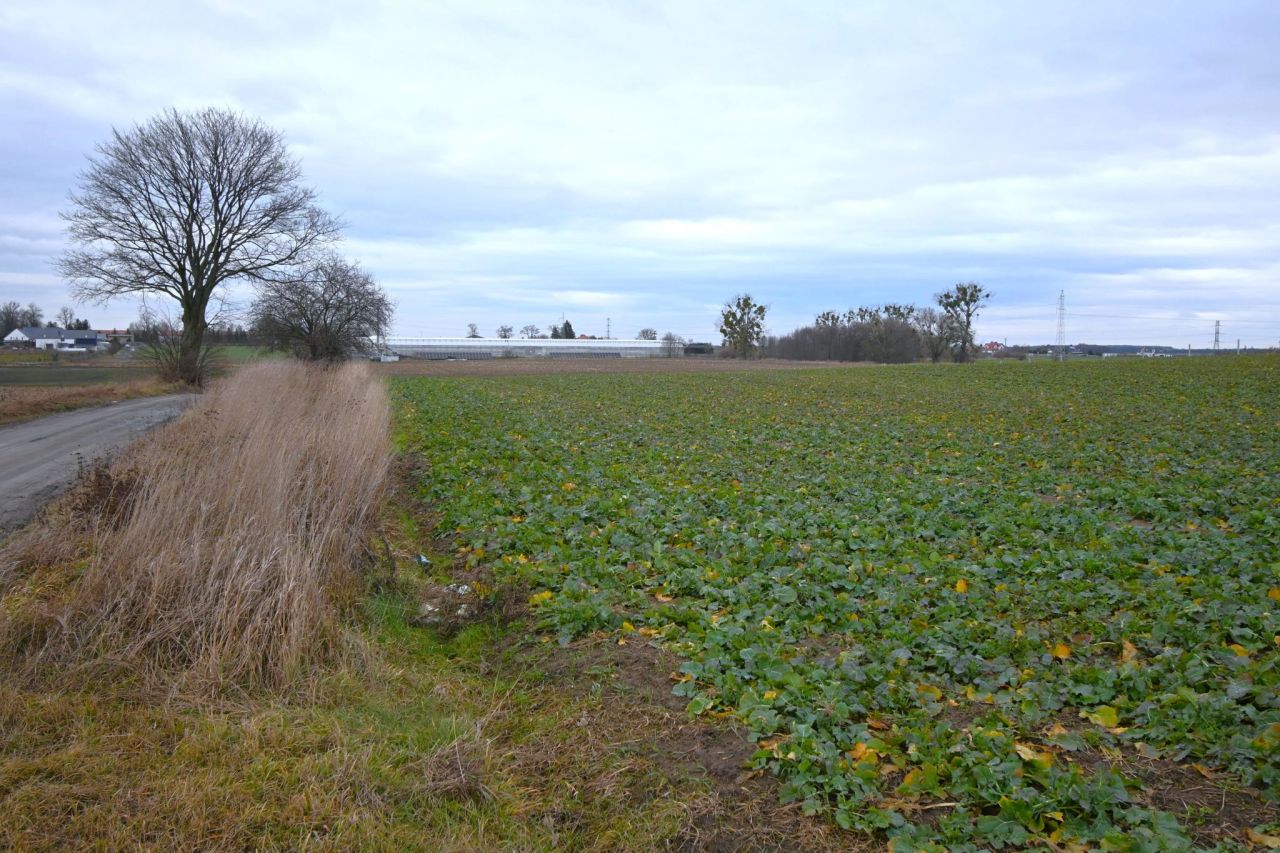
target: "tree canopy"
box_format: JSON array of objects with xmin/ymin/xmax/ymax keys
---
[
  {"xmin": 719, "ymin": 294, "xmax": 767, "ymax": 357},
  {"xmin": 251, "ymin": 254, "xmax": 391, "ymax": 362},
  {"xmin": 59, "ymin": 107, "xmax": 338, "ymax": 383}
]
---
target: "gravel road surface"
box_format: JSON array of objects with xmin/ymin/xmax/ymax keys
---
[{"xmin": 0, "ymin": 395, "xmax": 195, "ymax": 536}]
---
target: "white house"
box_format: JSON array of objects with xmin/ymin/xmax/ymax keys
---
[{"xmin": 3, "ymin": 327, "xmax": 102, "ymax": 351}]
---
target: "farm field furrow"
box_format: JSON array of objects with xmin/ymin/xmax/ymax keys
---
[{"xmin": 394, "ymin": 357, "xmax": 1280, "ymax": 850}]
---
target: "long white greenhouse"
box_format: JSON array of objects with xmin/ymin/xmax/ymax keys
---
[{"xmin": 383, "ymin": 337, "xmax": 670, "ymax": 359}]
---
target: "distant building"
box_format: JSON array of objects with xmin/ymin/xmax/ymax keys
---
[
  {"xmin": 384, "ymin": 337, "xmax": 666, "ymax": 359},
  {"xmin": 96, "ymin": 329, "xmax": 134, "ymax": 346},
  {"xmin": 3, "ymin": 327, "xmax": 102, "ymax": 351}
]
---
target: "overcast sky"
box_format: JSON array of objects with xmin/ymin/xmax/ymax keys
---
[{"xmin": 2, "ymin": 1, "xmax": 1278, "ymax": 346}]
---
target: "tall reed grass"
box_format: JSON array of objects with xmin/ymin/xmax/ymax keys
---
[{"xmin": 0, "ymin": 361, "xmax": 390, "ymax": 693}]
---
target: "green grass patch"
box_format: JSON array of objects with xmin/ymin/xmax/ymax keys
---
[{"xmin": 392, "ymin": 355, "xmax": 1280, "ymax": 850}]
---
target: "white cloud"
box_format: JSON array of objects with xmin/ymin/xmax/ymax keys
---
[{"xmin": 2, "ymin": 1, "xmax": 1279, "ymax": 343}]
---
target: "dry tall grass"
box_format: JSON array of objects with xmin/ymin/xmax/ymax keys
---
[{"xmin": 0, "ymin": 361, "xmax": 390, "ymax": 693}]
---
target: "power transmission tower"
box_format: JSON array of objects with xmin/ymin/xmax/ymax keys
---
[
  {"xmin": 1055, "ymin": 290, "xmax": 1067, "ymax": 361},
  {"xmin": 1214, "ymin": 320, "xmax": 1221, "ymax": 353}
]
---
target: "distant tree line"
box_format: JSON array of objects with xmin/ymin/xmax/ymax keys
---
[{"xmin": 761, "ymin": 283, "xmax": 990, "ymax": 363}]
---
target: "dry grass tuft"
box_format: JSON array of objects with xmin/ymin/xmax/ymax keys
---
[
  {"xmin": 0, "ymin": 361, "xmax": 390, "ymax": 694},
  {"xmin": 0, "ymin": 379, "xmax": 176, "ymax": 426}
]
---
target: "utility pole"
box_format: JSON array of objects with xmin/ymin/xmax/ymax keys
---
[
  {"xmin": 1214, "ymin": 320, "xmax": 1221, "ymax": 353},
  {"xmin": 1055, "ymin": 290, "xmax": 1067, "ymax": 362},
  {"xmin": 1237, "ymin": 338, "xmax": 1241, "ymax": 356},
  {"xmin": 606, "ymin": 317, "xmax": 611, "ymax": 340}
]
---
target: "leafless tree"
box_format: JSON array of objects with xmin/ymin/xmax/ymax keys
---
[
  {"xmin": 496, "ymin": 324, "xmax": 513, "ymax": 339},
  {"xmin": 661, "ymin": 331, "xmax": 685, "ymax": 357},
  {"xmin": 56, "ymin": 306, "xmax": 77, "ymax": 329},
  {"xmin": 0, "ymin": 301, "xmax": 21, "ymax": 337},
  {"xmin": 250, "ymin": 254, "xmax": 392, "ymax": 362},
  {"xmin": 915, "ymin": 308, "xmax": 954, "ymax": 363},
  {"xmin": 19, "ymin": 303, "xmax": 43, "ymax": 329},
  {"xmin": 59, "ymin": 107, "xmax": 338, "ymax": 384},
  {"xmin": 519, "ymin": 324, "xmax": 540, "ymax": 339},
  {"xmin": 636, "ymin": 327, "xmax": 657, "ymax": 340}
]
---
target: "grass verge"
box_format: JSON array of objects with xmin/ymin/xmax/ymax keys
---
[{"xmin": 0, "ymin": 379, "xmax": 178, "ymax": 426}]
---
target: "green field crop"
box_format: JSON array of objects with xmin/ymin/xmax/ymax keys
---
[{"xmin": 394, "ymin": 357, "xmax": 1279, "ymax": 850}]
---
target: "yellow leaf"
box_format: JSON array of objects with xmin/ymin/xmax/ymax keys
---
[
  {"xmin": 1052, "ymin": 642, "xmax": 1072, "ymax": 660},
  {"xmin": 1083, "ymin": 705, "xmax": 1119, "ymax": 728},
  {"xmin": 1247, "ymin": 827, "xmax": 1280, "ymax": 849},
  {"xmin": 916, "ymin": 683, "xmax": 943, "ymax": 701},
  {"xmin": 1190, "ymin": 763, "xmax": 1215, "ymax": 779},
  {"xmin": 561, "ymin": 482, "xmax": 576, "ymax": 491},
  {"xmin": 528, "ymin": 590, "xmax": 553, "ymax": 606},
  {"xmin": 762, "ymin": 690, "xmax": 779, "ymax": 701},
  {"xmin": 1121, "ymin": 640, "xmax": 1138, "ymax": 663},
  {"xmin": 1228, "ymin": 643, "xmax": 1250, "ymax": 657},
  {"xmin": 955, "ymin": 578, "xmax": 969, "ymax": 593},
  {"xmin": 1013, "ymin": 742, "xmax": 1040, "ymax": 761},
  {"xmin": 621, "ymin": 621, "xmax": 636, "ymax": 632},
  {"xmin": 1268, "ymin": 587, "xmax": 1280, "ymax": 601},
  {"xmin": 1014, "ymin": 742, "xmax": 1054, "ymax": 767},
  {"xmin": 654, "ymin": 591, "xmax": 673, "ymax": 603}
]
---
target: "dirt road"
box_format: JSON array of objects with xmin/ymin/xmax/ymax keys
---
[{"xmin": 0, "ymin": 395, "xmax": 194, "ymax": 536}]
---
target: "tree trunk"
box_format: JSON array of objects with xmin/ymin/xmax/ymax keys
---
[{"xmin": 179, "ymin": 301, "xmax": 208, "ymax": 385}]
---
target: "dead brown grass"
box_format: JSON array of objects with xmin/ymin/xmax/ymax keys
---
[
  {"xmin": 0, "ymin": 380, "xmax": 176, "ymax": 426},
  {"xmin": 0, "ymin": 361, "xmax": 390, "ymax": 694}
]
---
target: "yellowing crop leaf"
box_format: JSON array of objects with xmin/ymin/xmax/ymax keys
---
[
  {"xmin": 1084, "ymin": 705, "xmax": 1120, "ymax": 728},
  {"xmin": 955, "ymin": 578, "xmax": 969, "ymax": 593},
  {"xmin": 1052, "ymin": 642, "xmax": 1071, "ymax": 660}
]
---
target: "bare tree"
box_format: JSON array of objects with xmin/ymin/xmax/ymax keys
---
[
  {"xmin": 719, "ymin": 293, "xmax": 767, "ymax": 357},
  {"xmin": 19, "ymin": 303, "xmax": 43, "ymax": 329},
  {"xmin": 496, "ymin": 324, "xmax": 513, "ymax": 339},
  {"xmin": 251, "ymin": 254, "xmax": 392, "ymax": 362},
  {"xmin": 935, "ymin": 282, "xmax": 990, "ymax": 363},
  {"xmin": 519, "ymin": 324, "xmax": 540, "ymax": 339},
  {"xmin": 915, "ymin": 308, "xmax": 954, "ymax": 363},
  {"xmin": 636, "ymin": 327, "xmax": 657, "ymax": 340},
  {"xmin": 466, "ymin": 323, "xmax": 481, "ymax": 338},
  {"xmin": 59, "ymin": 107, "xmax": 338, "ymax": 384},
  {"xmin": 660, "ymin": 331, "xmax": 685, "ymax": 357},
  {"xmin": 56, "ymin": 306, "xmax": 77, "ymax": 329},
  {"xmin": 0, "ymin": 301, "xmax": 21, "ymax": 337}
]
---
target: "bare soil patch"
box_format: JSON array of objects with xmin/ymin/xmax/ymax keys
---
[
  {"xmin": 1068, "ymin": 749, "xmax": 1276, "ymax": 849},
  {"xmin": 500, "ymin": 635, "xmax": 874, "ymax": 852}
]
